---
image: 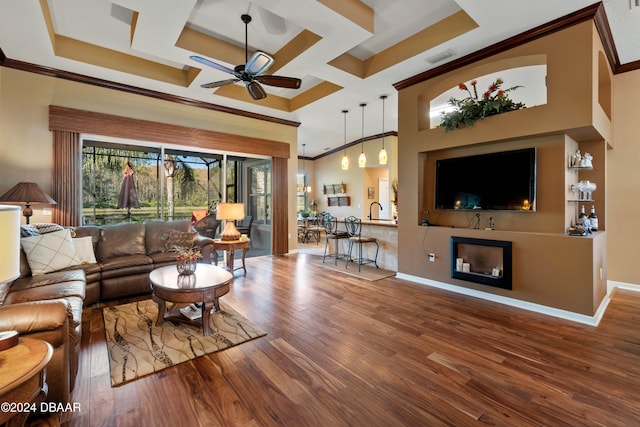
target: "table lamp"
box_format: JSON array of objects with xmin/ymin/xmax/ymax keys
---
[
  {"xmin": 216, "ymin": 203, "xmax": 245, "ymax": 241},
  {"xmin": 0, "ymin": 182, "xmax": 56, "ymax": 224}
]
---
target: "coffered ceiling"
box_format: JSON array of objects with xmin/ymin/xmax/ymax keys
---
[{"xmin": 1, "ymin": 0, "xmax": 638, "ymax": 157}]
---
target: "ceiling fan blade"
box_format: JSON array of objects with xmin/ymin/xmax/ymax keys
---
[
  {"xmin": 200, "ymin": 78, "xmax": 241, "ymax": 89},
  {"xmin": 190, "ymin": 55, "xmax": 240, "ymax": 77},
  {"xmin": 246, "ymin": 81, "xmax": 267, "ymax": 100},
  {"xmin": 245, "ymin": 51, "xmax": 274, "ymax": 75},
  {"xmin": 255, "ymin": 75, "xmax": 302, "ymax": 89}
]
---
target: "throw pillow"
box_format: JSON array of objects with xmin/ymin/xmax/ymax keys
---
[
  {"xmin": 73, "ymin": 236, "xmax": 97, "ymax": 265},
  {"xmin": 31, "ymin": 223, "xmax": 65, "ymax": 234},
  {"xmin": 164, "ymin": 230, "xmax": 198, "ymax": 252},
  {"xmin": 20, "ymin": 229, "xmax": 81, "ymax": 276},
  {"xmin": 20, "ymin": 225, "xmax": 39, "ymax": 237}
]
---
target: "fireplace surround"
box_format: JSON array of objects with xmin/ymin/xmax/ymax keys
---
[{"xmin": 450, "ymin": 236, "xmax": 512, "ymax": 290}]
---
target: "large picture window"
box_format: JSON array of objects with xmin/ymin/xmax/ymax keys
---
[{"xmin": 82, "ymin": 140, "xmax": 238, "ymax": 225}]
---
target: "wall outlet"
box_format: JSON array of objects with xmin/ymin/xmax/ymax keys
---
[
  {"xmin": 428, "ymin": 253, "xmax": 436, "ymax": 262},
  {"xmin": 42, "ymin": 208, "xmax": 52, "ymax": 216}
]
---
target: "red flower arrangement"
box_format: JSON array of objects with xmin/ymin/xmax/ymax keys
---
[{"xmin": 440, "ymin": 78, "xmax": 525, "ymax": 131}]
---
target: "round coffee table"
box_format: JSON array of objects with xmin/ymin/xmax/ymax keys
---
[{"xmin": 149, "ymin": 263, "xmax": 233, "ymax": 336}]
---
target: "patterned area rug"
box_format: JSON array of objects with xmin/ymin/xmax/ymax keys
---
[{"xmin": 102, "ymin": 299, "xmax": 266, "ymax": 386}]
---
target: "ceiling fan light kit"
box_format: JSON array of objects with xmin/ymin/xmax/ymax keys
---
[{"xmin": 191, "ymin": 13, "xmax": 301, "ymax": 101}]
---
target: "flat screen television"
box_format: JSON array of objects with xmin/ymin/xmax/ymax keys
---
[{"xmin": 435, "ymin": 148, "xmax": 536, "ymax": 211}]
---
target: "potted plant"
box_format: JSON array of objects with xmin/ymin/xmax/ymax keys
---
[{"xmin": 439, "ymin": 78, "xmax": 526, "ymax": 132}]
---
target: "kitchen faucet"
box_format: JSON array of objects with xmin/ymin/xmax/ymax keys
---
[{"xmin": 368, "ymin": 201, "xmax": 383, "ymax": 220}]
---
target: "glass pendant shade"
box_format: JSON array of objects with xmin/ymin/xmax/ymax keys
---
[
  {"xmin": 341, "ymin": 155, "xmax": 349, "ymax": 170},
  {"xmin": 358, "ymin": 151, "xmax": 366, "ymax": 168},
  {"xmin": 379, "ymin": 147, "xmax": 388, "ymax": 164}
]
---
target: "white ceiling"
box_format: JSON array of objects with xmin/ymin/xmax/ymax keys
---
[{"xmin": 1, "ymin": 0, "xmax": 637, "ymax": 157}]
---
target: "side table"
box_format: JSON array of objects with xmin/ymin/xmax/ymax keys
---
[
  {"xmin": 212, "ymin": 239, "xmax": 250, "ymax": 275},
  {"xmin": 0, "ymin": 337, "xmax": 54, "ymax": 427}
]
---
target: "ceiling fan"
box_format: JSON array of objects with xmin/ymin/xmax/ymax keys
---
[{"xmin": 190, "ymin": 14, "xmax": 301, "ymax": 100}]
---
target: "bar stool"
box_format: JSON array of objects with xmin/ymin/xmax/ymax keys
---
[
  {"xmin": 344, "ymin": 216, "xmax": 379, "ymax": 271},
  {"xmin": 322, "ymin": 214, "xmax": 348, "ymax": 264}
]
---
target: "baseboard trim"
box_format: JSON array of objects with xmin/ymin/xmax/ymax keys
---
[
  {"xmin": 608, "ymin": 280, "xmax": 640, "ymax": 293},
  {"xmin": 396, "ymin": 273, "xmax": 614, "ymax": 326}
]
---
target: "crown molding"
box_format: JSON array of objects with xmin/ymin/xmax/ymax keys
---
[
  {"xmin": 0, "ymin": 50, "xmax": 300, "ymax": 128},
  {"xmin": 394, "ymin": 3, "xmax": 635, "ymax": 91}
]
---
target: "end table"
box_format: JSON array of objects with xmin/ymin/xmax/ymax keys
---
[
  {"xmin": 0, "ymin": 337, "xmax": 53, "ymax": 426},
  {"xmin": 212, "ymin": 239, "xmax": 250, "ymax": 275}
]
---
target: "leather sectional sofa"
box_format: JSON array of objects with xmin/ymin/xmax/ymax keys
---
[
  {"xmin": 71, "ymin": 220, "xmax": 215, "ymax": 305},
  {"xmin": 0, "ymin": 219, "xmax": 214, "ymax": 408}
]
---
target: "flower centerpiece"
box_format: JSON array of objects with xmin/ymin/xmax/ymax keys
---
[
  {"xmin": 439, "ymin": 78, "xmax": 526, "ymax": 132},
  {"xmin": 174, "ymin": 245, "xmax": 201, "ymax": 275}
]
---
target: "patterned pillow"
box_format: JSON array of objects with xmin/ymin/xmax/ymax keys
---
[
  {"xmin": 20, "ymin": 229, "xmax": 81, "ymax": 275},
  {"xmin": 20, "ymin": 223, "xmax": 65, "ymax": 237},
  {"xmin": 164, "ymin": 230, "xmax": 198, "ymax": 252},
  {"xmin": 20, "ymin": 225, "xmax": 39, "ymax": 237}
]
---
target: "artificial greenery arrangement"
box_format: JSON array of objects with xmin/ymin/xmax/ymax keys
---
[{"xmin": 439, "ymin": 78, "xmax": 526, "ymax": 132}]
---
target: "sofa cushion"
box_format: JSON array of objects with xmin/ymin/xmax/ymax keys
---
[
  {"xmin": 96, "ymin": 222, "xmax": 146, "ymax": 261},
  {"xmin": 145, "ymin": 220, "xmax": 191, "ymax": 254},
  {"xmin": 149, "ymin": 250, "xmax": 180, "ymax": 265},
  {"xmin": 73, "ymin": 236, "xmax": 97, "ymax": 264},
  {"xmin": 100, "ymin": 254, "xmax": 153, "ymax": 273},
  {"xmin": 4, "ymin": 279, "xmax": 86, "ymax": 305},
  {"xmin": 20, "ymin": 229, "xmax": 81, "ymax": 275},
  {"xmin": 10, "ymin": 269, "xmax": 86, "ymax": 292}
]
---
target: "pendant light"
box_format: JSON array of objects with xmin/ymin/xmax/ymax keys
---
[
  {"xmin": 379, "ymin": 95, "xmax": 388, "ymax": 165},
  {"xmin": 358, "ymin": 103, "xmax": 367, "ymax": 168},
  {"xmin": 341, "ymin": 109, "xmax": 349, "ymax": 170},
  {"xmin": 302, "ymin": 143, "xmax": 311, "ymax": 192}
]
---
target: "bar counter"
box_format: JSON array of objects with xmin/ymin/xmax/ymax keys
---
[{"xmin": 335, "ymin": 218, "xmax": 398, "ymax": 271}]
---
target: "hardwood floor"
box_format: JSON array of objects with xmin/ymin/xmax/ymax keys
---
[{"xmin": 66, "ymin": 253, "xmax": 640, "ymax": 426}]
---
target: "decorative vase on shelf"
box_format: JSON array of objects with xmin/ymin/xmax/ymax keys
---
[{"xmin": 176, "ymin": 258, "xmax": 197, "ymax": 275}]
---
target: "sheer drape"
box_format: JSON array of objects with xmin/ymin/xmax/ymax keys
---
[{"xmin": 52, "ymin": 130, "xmax": 82, "ymax": 226}]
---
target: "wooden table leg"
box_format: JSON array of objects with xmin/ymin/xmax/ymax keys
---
[
  {"xmin": 152, "ymin": 295, "xmax": 166, "ymax": 327},
  {"xmin": 226, "ymin": 250, "xmax": 235, "ymax": 272},
  {"xmin": 241, "ymin": 247, "xmax": 248, "ymax": 275},
  {"xmin": 201, "ymin": 301, "xmax": 214, "ymax": 336}
]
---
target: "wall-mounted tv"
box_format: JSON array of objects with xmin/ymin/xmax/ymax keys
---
[{"xmin": 435, "ymin": 148, "xmax": 536, "ymax": 211}]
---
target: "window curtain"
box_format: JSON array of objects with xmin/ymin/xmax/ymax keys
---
[{"xmin": 52, "ymin": 130, "xmax": 82, "ymax": 226}]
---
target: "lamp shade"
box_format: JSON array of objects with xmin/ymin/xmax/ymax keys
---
[
  {"xmin": 0, "ymin": 182, "xmax": 56, "ymax": 224},
  {"xmin": 216, "ymin": 203, "xmax": 245, "ymax": 220},
  {"xmin": 0, "ymin": 205, "xmax": 21, "ymax": 284},
  {"xmin": 216, "ymin": 203, "xmax": 245, "ymax": 241}
]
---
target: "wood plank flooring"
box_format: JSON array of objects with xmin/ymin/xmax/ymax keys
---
[{"xmin": 66, "ymin": 253, "xmax": 640, "ymax": 426}]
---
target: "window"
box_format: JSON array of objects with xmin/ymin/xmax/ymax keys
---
[
  {"xmin": 82, "ymin": 140, "xmax": 238, "ymax": 225},
  {"xmin": 296, "ymin": 174, "xmax": 308, "ymax": 212},
  {"xmin": 247, "ymin": 161, "xmax": 272, "ymax": 225}
]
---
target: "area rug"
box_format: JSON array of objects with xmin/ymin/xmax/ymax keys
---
[
  {"xmin": 310, "ymin": 258, "xmax": 396, "ymax": 281},
  {"xmin": 102, "ymin": 299, "xmax": 266, "ymax": 386}
]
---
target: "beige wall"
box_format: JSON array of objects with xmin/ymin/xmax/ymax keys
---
[
  {"xmin": 609, "ymin": 68, "xmax": 640, "ymax": 285},
  {"xmin": 306, "ymin": 136, "xmax": 398, "ymax": 220},
  {"xmin": 0, "ymin": 67, "xmax": 300, "ymax": 246}
]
